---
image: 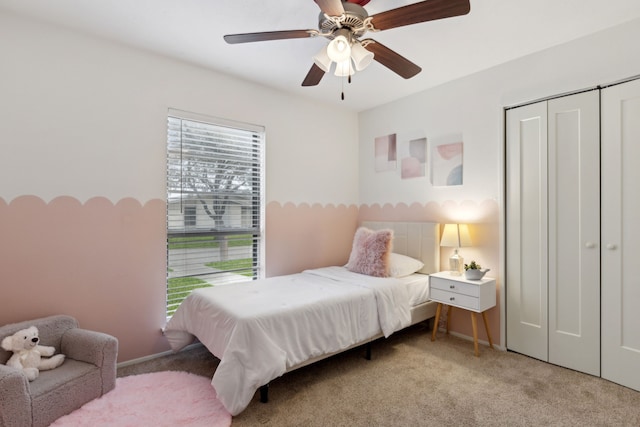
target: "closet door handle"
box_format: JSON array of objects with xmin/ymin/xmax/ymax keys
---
[
  {"xmin": 606, "ymin": 243, "xmax": 618, "ymax": 250},
  {"xmin": 585, "ymin": 242, "xmax": 596, "ymax": 249}
]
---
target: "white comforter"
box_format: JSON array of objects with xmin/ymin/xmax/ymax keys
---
[{"xmin": 163, "ymin": 266, "xmax": 412, "ymax": 415}]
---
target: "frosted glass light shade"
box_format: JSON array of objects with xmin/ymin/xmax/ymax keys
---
[
  {"xmin": 334, "ymin": 59, "xmax": 354, "ymax": 77},
  {"xmin": 327, "ymin": 34, "xmax": 351, "ymax": 62},
  {"xmin": 313, "ymin": 45, "xmax": 332, "ymax": 73},
  {"xmin": 351, "ymin": 42, "xmax": 374, "ymax": 71}
]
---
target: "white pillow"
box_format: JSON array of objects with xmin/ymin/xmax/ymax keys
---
[{"xmin": 388, "ymin": 253, "xmax": 424, "ymax": 277}]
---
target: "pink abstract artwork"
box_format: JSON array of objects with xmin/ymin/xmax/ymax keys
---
[
  {"xmin": 430, "ymin": 135, "xmax": 463, "ymax": 186},
  {"xmin": 375, "ymin": 134, "xmax": 397, "ymax": 172}
]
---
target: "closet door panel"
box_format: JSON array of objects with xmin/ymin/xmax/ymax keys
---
[
  {"xmin": 602, "ymin": 79, "xmax": 640, "ymax": 391},
  {"xmin": 547, "ymin": 91, "xmax": 600, "ymax": 376},
  {"xmin": 506, "ymin": 101, "xmax": 548, "ymax": 361}
]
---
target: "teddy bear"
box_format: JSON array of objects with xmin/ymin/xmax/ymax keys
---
[{"xmin": 1, "ymin": 326, "xmax": 65, "ymax": 381}]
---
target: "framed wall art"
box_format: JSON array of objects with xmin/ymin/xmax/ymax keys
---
[{"xmin": 430, "ymin": 133, "xmax": 464, "ymax": 186}]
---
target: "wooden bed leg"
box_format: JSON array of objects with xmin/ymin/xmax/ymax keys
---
[
  {"xmin": 365, "ymin": 342, "xmax": 372, "ymax": 360},
  {"xmin": 260, "ymin": 384, "xmax": 269, "ymax": 403}
]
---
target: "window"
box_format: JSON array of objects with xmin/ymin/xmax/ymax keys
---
[
  {"xmin": 166, "ymin": 109, "xmax": 265, "ymax": 316},
  {"xmin": 183, "ymin": 206, "xmax": 197, "ymax": 227}
]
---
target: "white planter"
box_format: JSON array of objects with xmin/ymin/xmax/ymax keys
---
[{"xmin": 465, "ymin": 268, "xmax": 490, "ymax": 280}]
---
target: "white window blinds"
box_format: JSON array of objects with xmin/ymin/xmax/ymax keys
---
[{"xmin": 166, "ymin": 109, "xmax": 265, "ymax": 316}]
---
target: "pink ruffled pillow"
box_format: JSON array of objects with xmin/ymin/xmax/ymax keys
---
[{"xmin": 345, "ymin": 227, "xmax": 393, "ymax": 277}]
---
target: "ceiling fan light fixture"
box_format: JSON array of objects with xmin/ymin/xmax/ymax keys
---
[
  {"xmin": 326, "ymin": 30, "xmax": 352, "ymax": 62},
  {"xmin": 350, "ymin": 42, "xmax": 374, "ymax": 71},
  {"xmin": 312, "ymin": 45, "xmax": 332, "ymax": 73},
  {"xmin": 334, "ymin": 59, "xmax": 355, "ymax": 77},
  {"xmin": 224, "ymin": 0, "xmax": 472, "ymax": 88}
]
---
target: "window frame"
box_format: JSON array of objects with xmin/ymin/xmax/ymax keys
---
[{"xmin": 166, "ymin": 108, "xmax": 265, "ymax": 317}]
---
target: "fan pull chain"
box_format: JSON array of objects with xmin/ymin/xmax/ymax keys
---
[{"xmin": 340, "ymin": 73, "xmax": 353, "ymax": 101}]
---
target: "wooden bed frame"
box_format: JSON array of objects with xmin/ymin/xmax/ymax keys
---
[{"xmin": 259, "ymin": 221, "xmax": 441, "ymax": 402}]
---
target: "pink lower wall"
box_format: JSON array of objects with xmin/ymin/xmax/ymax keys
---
[
  {"xmin": 0, "ymin": 196, "xmax": 168, "ymax": 361},
  {"xmin": 0, "ymin": 197, "xmax": 361, "ymax": 361},
  {"xmin": 0, "ymin": 196, "xmax": 499, "ymax": 362},
  {"xmin": 265, "ymin": 202, "xmax": 359, "ymax": 276}
]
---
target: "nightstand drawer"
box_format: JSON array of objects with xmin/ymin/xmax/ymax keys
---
[
  {"xmin": 430, "ymin": 276, "xmax": 480, "ymax": 297},
  {"xmin": 430, "ymin": 288, "xmax": 480, "ymax": 310}
]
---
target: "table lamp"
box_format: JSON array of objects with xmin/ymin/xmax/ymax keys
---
[{"xmin": 440, "ymin": 223, "xmax": 472, "ymax": 276}]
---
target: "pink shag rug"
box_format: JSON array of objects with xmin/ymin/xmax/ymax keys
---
[{"xmin": 50, "ymin": 371, "xmax": 232, "ymax": 427}]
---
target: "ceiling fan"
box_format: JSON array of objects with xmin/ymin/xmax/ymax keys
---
[{"xmin": 224, "ymin": 0, "xmax": 471, "ymax": 89}]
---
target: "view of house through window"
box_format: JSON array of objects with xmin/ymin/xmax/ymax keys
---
[{"xmin": 166, "ymin": 110, "xmax": 265, "ymax": 316}]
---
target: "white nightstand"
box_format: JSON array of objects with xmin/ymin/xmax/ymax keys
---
[{"xmin": 429, "ymin": 271, "xmax": 496, "ymax": 356}]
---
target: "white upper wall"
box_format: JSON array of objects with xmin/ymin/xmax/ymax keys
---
[
  {"xmin": 0, "ymin": 11, "xmax": 359, "ymax": 206},
  {"xmin": 358, "ymin": 18, "xmax": 640, "ymax": 207},
  {"xmin": 3, "ymin": 10, "xmax": 639, "ymax": 209}
]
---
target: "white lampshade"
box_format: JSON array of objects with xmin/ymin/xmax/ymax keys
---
[
  {"xmin": 440, "ymin": 224, "xmax": 472, "ymax": 248},
  {"xmin": 350, "ymin": 42, "xmax": 374, "ymax": 71},
  {"xmin": 313, "ymin": 45, "xmax": 332, "ymax": 73},
  {"xmin": 327, "ymin": 32, "xmax": 351, "ymax": 63},
  {"xmin": 334, "ymin": 59, "xmax": 354, "ymax": 77}
]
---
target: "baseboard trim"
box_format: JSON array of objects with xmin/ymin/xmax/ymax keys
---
[
  {"xmin": 435, "ymin": 328, "xmax": 506, "ymax": 351},
  {"xmin": 117, "ymin": 342, "xmax": 204, "ymax": 368}
]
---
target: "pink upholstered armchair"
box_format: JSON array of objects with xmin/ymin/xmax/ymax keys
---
[{"xmin": 0, "ymin": 315, "xmax": 118, "ymax": 427}]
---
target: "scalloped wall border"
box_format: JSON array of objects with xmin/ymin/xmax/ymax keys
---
[{"xmin": 1, "ymin": 196, "xmax": 501, "ymax": 360}]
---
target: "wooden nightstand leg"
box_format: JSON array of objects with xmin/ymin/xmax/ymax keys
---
[
  {"xmin": 431, "ymin": 303, "xmax": 443, "ymax": 341},
  {"xmin": 470, "ymin": 312, "xmax": 479, "ymax": 357},
  {"xmin": 446, "ymin": 306, "xmax": 452, "ymax": 334},
  {"xmin": 481, "ymin": 311, "xmax": 494, "ymax": 349}
]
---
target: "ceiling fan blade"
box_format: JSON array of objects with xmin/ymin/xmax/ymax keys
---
[
  {"xmin": 313, "ymin": 0, "xmax": 345, "ymax": 16},
  {"xmin": 363, "ymin": 40, "xmax": 421, "ymax": 79},
  {"xmin": 370, "ymin": 0, "xmax": 470, "ymax": 31},
  {"xmin": 224, "ymin": 30, "xmax": 316, "ymax": 44},
  {"xmin": 302, "ymin": 63, "xmax": 326, "ymax": 86}
]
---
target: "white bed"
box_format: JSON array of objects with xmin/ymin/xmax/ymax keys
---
[{"xmin": 163, "ymin": 221, "xmax": 440, "ymax": 416}]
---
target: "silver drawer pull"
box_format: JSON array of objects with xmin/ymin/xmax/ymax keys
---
[
  {"xmin": 450, "ymin": 285, "xmax": 455, "ymax": 289},
  {"xmin": 450, "ymin": 297, "xmax": 455, "ymax": 301}
]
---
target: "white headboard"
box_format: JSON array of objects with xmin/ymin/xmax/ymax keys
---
[{"xmin": 361, "ymin": 221, "xmax": 440, "ymax": 275}]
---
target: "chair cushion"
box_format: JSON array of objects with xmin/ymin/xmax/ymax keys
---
[
  {"xmin": 28, "ymin": 359, "xmax": 97, "ymax": 398},
  {"xmin": 30, "ymin": 359, "xmax": 103, "ymax": 427}
]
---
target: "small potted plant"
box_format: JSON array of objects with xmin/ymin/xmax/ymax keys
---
[{"xmin": 464, "ymin": 261, "xmax": 490, "ymax": 280}]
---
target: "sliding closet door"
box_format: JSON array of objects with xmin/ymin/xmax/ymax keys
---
[
  {"xmin": 506, "ymin": 101, "xmax": 548, "ymax": 361},
  {"xmin": 601, "ymin": 79, "xmax": 640, "ymax": 391},
  {"xmin": 547, "ymin": 92, "xmax": 600, "ymax": 376}
]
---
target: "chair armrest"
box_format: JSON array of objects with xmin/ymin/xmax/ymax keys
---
[
  {"xmin": 61, "ymin": 328, "xmax": 118, "ymax": 394},
  {"xmin": 0, "ymin": 365, "xmax": 32, "ymax": 427},
  {"xmin": 60, "ymin": 328, "xmax": 118, "ymax": 367}
]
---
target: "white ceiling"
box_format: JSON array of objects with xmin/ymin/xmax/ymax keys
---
[{"xmin": 3, "ymin": 0, "xmax": 640, "ymax": 111}]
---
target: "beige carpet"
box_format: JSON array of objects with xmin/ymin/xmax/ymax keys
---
[{"xmin": 118, "ymin": 323, "xmax": 640, "ymax": 426}]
